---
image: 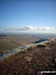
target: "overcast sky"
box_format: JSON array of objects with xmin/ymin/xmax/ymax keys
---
[{"xmin": 0, "ymin": 0, "xmax": 56, "ymax": 33}]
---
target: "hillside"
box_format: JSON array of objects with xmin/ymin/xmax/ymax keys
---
[
  {"xmin": 0, "ymin": 38, "xmax": 56, "ymax": 75},
  {"xmin": 0, "ymin": 38, "xmax": 19, "ymax": 53},
  {"xmin": 0, "ymin": 34, "xmax": 39, "ymax": 53}
]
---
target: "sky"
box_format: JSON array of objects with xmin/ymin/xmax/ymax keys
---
[{"xmin": 0, "ymin": 0, "xmax": 56, "ymax": 33}]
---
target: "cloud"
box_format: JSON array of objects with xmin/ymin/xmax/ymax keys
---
[
  {"xmin": 36, "ymin": 26, "xmax": 54, "ymax": 30},
  {"xmin": 0, "ymin": 26, "xmax": 56, "ymax": 33},
  {"xmin": 24, "ymin": 26, "xmax": 55, "ymax": 31},
  {"xmin": 24, "ymin": 26, "xmax": 34, "ymax": 30}
]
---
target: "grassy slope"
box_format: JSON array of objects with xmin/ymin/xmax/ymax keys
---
[{"xmin": 0, "ymin": 38, "xmax": 19, "ymax": 53}]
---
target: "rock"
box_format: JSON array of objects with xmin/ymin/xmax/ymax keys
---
[
  {"xmin": 37, "ymin": 60, "xmax": 39, "ymax": 63},
  {"xmin": 24, "ymin": 56, "xmax": 32, "ymax": 62},
  {"xmin": 54, "ymin": 58, "xmax": 56, "ymax": 63},
  {"xmin": 45, "ymin": 47, "xmax": 50, "ymax": 50},
  {"xmin": 52, "ymin": 58, "xmax": 56, "ymax": 63},
  {"xmin": 37, "ymin": 44, "xmax": 46, "ymax": 48}
]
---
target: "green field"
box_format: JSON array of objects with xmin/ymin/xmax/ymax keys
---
[{"xmin": 0, "ymin": 38, "xmax": 19, "ymax": 53}]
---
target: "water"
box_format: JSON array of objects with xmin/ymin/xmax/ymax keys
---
[
  {"xmin": 32, "ymin": 39, "xmax": 47, "ymax": 44},
  {"xmin": 0, "ymin": 53, "xmax": 4, "ymax": 57},
  {"xmin": 34, "ymin": 39, "xmax": 47, "ymax": 43}
]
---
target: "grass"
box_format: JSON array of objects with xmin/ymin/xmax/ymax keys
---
[{"xmin": 0, "ymin": 38, "xmax": 19, "ymax": 53}]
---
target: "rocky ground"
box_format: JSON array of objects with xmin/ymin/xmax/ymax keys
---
[{"xmin": 0, "ymin": 38, "xmax": 56, "ymax": 75}]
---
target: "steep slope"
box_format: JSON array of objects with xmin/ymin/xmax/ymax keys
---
[{"xmin": 0, "ymin": 38, "xmax": 56, "ymax": 75}]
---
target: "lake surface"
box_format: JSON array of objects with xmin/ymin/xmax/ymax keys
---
[
  {"xmin": 32, "ymin": 39, "xmax": 47, "ymax": 44},
  {"xmin": 0, "ymin": 53, "xmax": 4, "ymax": 57}
]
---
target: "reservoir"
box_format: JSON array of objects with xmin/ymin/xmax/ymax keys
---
[{"xmin": 32, "ymin": 39, "xmax": 47, "ymax": 44}]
